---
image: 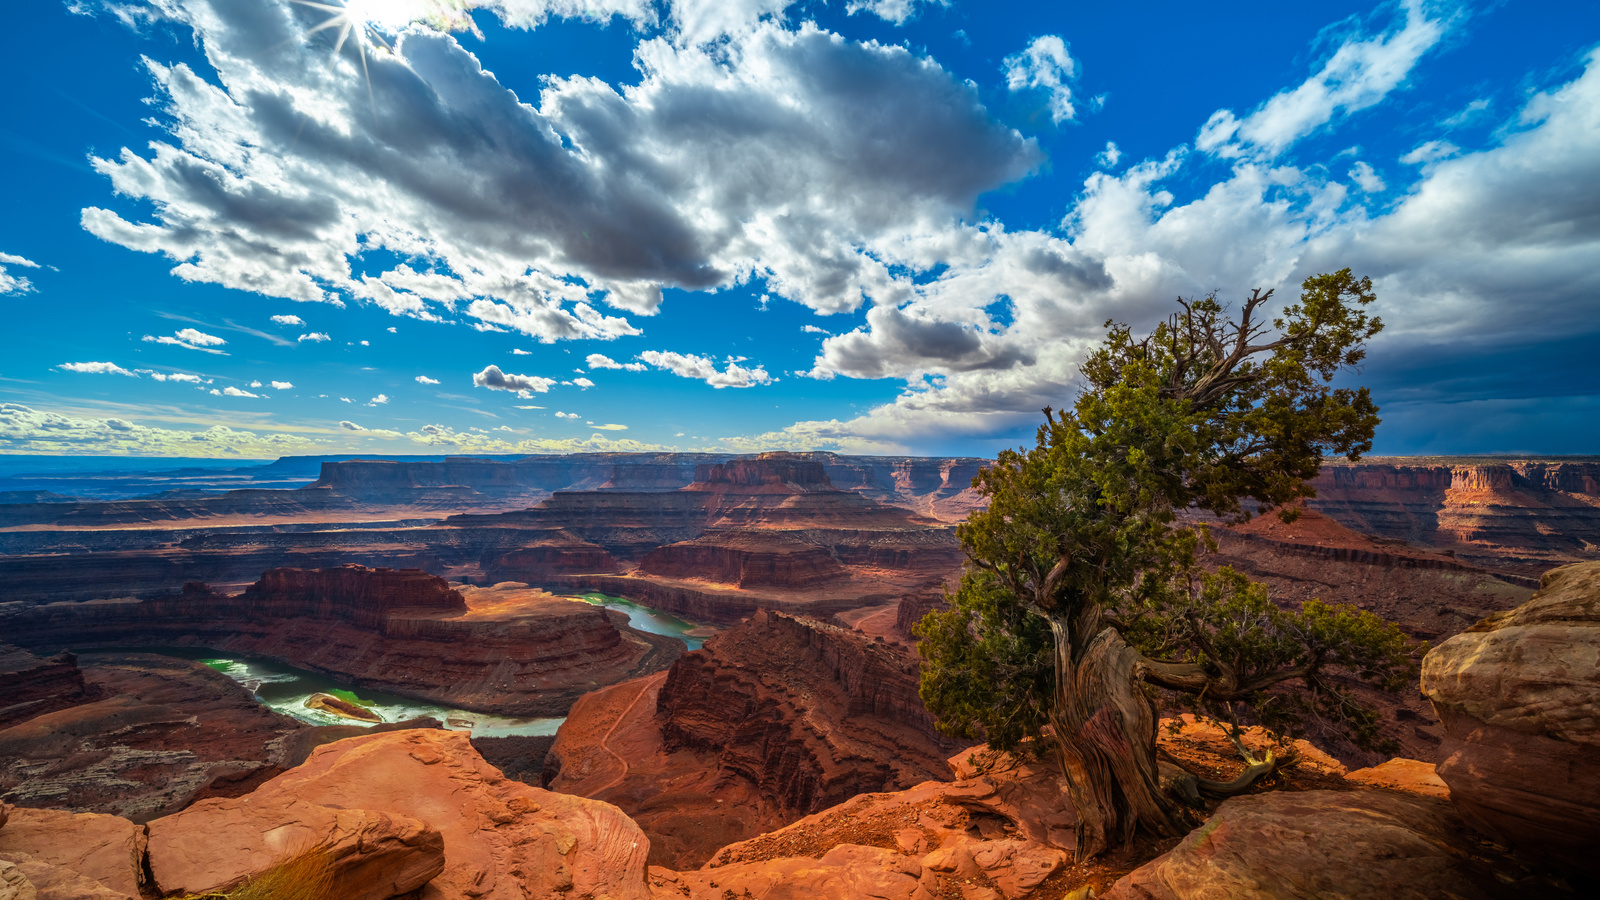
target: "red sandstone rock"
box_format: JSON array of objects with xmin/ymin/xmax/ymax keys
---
[
  {"xmin": 0, "ymin": 648, "xmax": 98, "ymax": 731},
  {"xmin": 639, "ymin": 530, "xmax": 847, "ymax": 588},
  {"xmin": 146, "ymin": 796, "xmax": 444, "ymax": 900},
  {"xmin": 656, "ymin": 612, "xmax": 963, "ymax": 816},
  {"xmin": 242, "ymin": 565, "xmax": 465, "ymax": 626},
  {"xmin": 222, "ymin": 729, "xmax": 651, "ymax": 900},
  {"xmin": 0, "ymin": 853, "xmax": 132, "ymax": 900},
  {"xmin": 0, "ymin": 808, "xmax": 146, "ymax": 898},
  {"xmin": 1345, "ymin": 758, "xmax": 1450, "ymax": 800},
  {"xmin": 546, "ymin": 612, "xmax": 965, "ymax": 868},
  {"xmin": 1100, "ymin": 790, "xmax": 1506, "ymax": 900},
  {"xmin": 1422, "ymin": 561, "xmax": 1600, "ymax": 875}
]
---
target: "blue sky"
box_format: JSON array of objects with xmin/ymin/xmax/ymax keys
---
[{"xmin": 1, "ymin": 0, "xmax": 1596, "ymax": 459}]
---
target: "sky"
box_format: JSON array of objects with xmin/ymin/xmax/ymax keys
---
[{"xmin": 0, "ymin": 0, "xmax": 1597, "ymax": 460}]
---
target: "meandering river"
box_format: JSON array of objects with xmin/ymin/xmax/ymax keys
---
[{"xmin": 124, "ymin": 592, "xmax": 707, "ymax": 736}]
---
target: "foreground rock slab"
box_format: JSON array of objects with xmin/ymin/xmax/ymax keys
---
[
  {"xmin": 147, "ymin": 797, "xmax": 443, "ymax": 900},
  {"xmin": 152, "ymin": 728, "xmax": 650, "ymax": 900},
  {"xmin": 0, "ymin": 807, "xmax": 145, "ymax": 898},
  {"xmin": 1101, "ymin": 790, "xmax": 1509, "ymax": 900},
  {"xmin": 1422, "ymin": 561, "xmax": 1600, "ymax": 875}
]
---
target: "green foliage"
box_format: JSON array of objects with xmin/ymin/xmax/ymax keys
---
[
  {"xmin": 919, "ymin": 270, "xmax": 1414, "ymax": 758},
  {"xmin": 915, "ymin": 569, "xmax": 1053, "ymax": 753}
]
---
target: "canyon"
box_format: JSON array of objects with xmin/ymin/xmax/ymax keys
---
[{"xmin": 2, "ymin": 451, "xmax": 1597, "ymax": 898}]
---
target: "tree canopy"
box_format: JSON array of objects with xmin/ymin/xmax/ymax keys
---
[{"xmin": 917, "ymin": 269, "xmax": 1419, "ymax": 858}]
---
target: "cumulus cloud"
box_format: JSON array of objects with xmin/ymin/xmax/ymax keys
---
[
  {"xmin": 586, "ymin": 353, "xmax": 647, "ymax": 371},
  {"xmin": 415, "ymin": 375, "xmax": 440, "ymax": 384},
  {"xmin": 298, "ymin": 332, "xmax": 330, "ymax": 342},
  {"xmin": 1399, "ymin": 139, "xmax": 1460, "ymax": 166},
  {"xmin": 1347, "ymin": 160, "xmax": 1387, "ymax": 192},
  {"xmin": 638, "ymin": 350, "xmax": 773, "ymax": 388},
  {"xmin": 473, "ymin": 364, "xmax": 556, "ymax": 394},
  {"xmin": 0, "ymin": 251, "xmax": 40, "ymax": 295},
  {"xmin": 1003, "ymin": 35, "xmax": 1079, "ymax": 123},
  {"xmin": 339, "ymin": 420, "xmax": 366, "ymax": 431},
  {"xmin": 270, "ymin": 380, "xmax": 292, "ymax": 389},
  {"xmin": 144, "ymin": 328, "xmax": 228, "ymax": 353},
  {"xmin": 80, "ymin": 0, "xmax": 1038, "ymax": 338},
  {"xmin": 801, "ymin": 324, "xmax": 829, "ymax": 334},
  {"xmin": 211, "ymin": 385, "xmax": 260, "ymax": 397},
  {"xmin": 0, "ymin": 402, "xmax": 323, "ymax": 456},
  {"xmin": 572, "ymin": 376, "xmax": 595, "ymax": 388},
  {"xmin": 369, "ymin": 393, "xmax": 389, "ymax": 405},
  {"xmin": 1198, "ymin": 0, "xmax": 1456, "ymax": 160},
  {"xmin": 270, "ymin": 314, "xmax": 305, "ymax": 326},
  {"xmin": 1094, "ymin": 141, "xmax": 1121, "ymax": 168},
  {"xmin": 144, "ymin": 370, "xmax": 206, "ymax": 383},
  {"xmin": 60, "ymin": 361, "xmax": 137, "ymax": 376}
]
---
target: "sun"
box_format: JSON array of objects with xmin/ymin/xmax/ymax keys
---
[{"xmin": 295, "ymin": 1, "xmax": 472, "ymax": 57}]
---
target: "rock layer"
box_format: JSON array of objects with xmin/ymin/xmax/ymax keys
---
[{"xmin": 1421, "ymin": 560, "xmax": 1600, "ymax": 875}]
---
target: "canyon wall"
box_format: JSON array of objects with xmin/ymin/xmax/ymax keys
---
[{"xmin": 656, "ymin": 611, "xmax": 962, "ymax": 816}]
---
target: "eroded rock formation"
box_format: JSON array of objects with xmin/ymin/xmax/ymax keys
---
[
  {"xmin": 0, "ymin": 647, "xmax": 99, "ymax": 730},
  {"xmin": 1422, "ymin": 560, "xmax": 1600, "ymax": 876},
  {"xmin": 1, "ymin": 569, "xmax": 680, "ymax": 716},
  {"xmin": 543, "ymin": 611, "xmax": 964, "ymax": 868}
]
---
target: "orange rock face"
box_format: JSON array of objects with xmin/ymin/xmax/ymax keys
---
[
  {"xmin": 0, "ymin": 806, "xmax": 148, "ymax": 898},
  {"xmin": 209, "ymin": 729, "xmax": 651, "ymax": 900},
  {"xmin": 147, "ymin": 795, "xmax": 444, "ymax": 900}
]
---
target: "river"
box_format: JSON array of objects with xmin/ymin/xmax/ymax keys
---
[{"xmin": 125, "ymin": 591, "xmax": 707, "ymax": 736}]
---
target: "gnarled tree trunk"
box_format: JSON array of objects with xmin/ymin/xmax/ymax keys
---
[{"xmin": 1048, "ymin": 620, "xmax": 1185, "ymax": 859}]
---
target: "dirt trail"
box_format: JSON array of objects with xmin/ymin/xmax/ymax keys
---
[{"xmin": 591, "ymin": 671, "xmax": 666, "ymax": 796}]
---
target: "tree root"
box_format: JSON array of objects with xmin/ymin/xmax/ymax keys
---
[{"xmin": 1194, "ymin": 749, "xmax": 1298, "ymax": 799}]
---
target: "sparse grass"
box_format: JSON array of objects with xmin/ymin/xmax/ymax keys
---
[{"xmin": 172, "ymin": 848, "xmax": 336, "ymax": 900}]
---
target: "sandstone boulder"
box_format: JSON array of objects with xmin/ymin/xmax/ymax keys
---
[
  {"xmin": 0, "ymin": 854, "xmax": 128, "ymax": 900},
  {"xmin": 1421, "ymin": 561, "xmax": 1600, "ymax": 873},
  {"xmin": 167, "ymin": 728, "xmax": 650, "ymax": 900},
  {"xmin": 0, "ymin": 808, "xmax": 145, "ymax": 898},
  {"xmin": 147, "ymin": 797, "xmax": 443, "ymax": 900},
  {"xmin": 1101, "ymin": 790, "xmax": 1504, "ymax": 900},
  {"xmin": 1345, "ymin": 758, "xmax": 1450, "ymax": 800}
]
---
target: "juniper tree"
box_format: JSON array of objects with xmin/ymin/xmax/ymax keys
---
[{"xmin": 917, "ymin": 269, "xmax": 1416, "ymax": 859}]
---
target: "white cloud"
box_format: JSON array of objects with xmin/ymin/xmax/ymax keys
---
[
  {"xmin": 586, "ymin": 352, "xmax": 647, "ymax": 371},
  {"xmin": 589, "ymin": 423, "xmax": 628, "ymax": 430},
  {"xmin": 473, "ymin": 364, "xmax": 556, "ymax": 393},
  {"xmin": 369, "ymin": 393, "xmax": 389, "ymax": 405},
  {"xmin": 1348, "ymin": 160, "xmax": 1386, "ymax": 192},
  {"xmin": 360, "ymin": 340, "xmax": 370, "ymax": 346},
  {"xmin": 340, "ymin": 397, "xmax": 353, "ymax": 403},
  {"xmin": 339, "ymin": 420, "xmax": 366, "ymax": 431},
  {"xmin": 1197, "ymin": 0, "xmax": 1456, "ymax": 160},
  {"xmin": 146, "ymin": 371, "xmax": 206, "ymax": 383},
  {"xmin": 0, "ymin": 251, "xmax": 40, "ymax": 295},
  {"xmin": 843, "ymin": 1, "xmax": 945, "ymax": 25},
  {"xmin": 60, "ymin": 361, "xmax": 137, "ymax": 376},
  {"xmin": 210, "ymin": 385, "xmax": 260, "ymax": 397},
  {"xmin": 1399, "ymin": 139, "xmax": 1460, "ymax": 166},
  {"xmin": 270, "ymin": 314, "xmax": 305, "ymax": 326},
  {"xmin": 639, "ymin": 350, "xmax": 773, "ymax": 388},
  {"xmin": 0, "ymin": 402, "xmax": 323, "ymax": 456},
  {"xmin": 270, "ymin": 380, "xmax": 292, "ymax": 389},
  {"xmin": 387, "ymin": 326, "xmax": 397, "ymax": 333},
  {"xmin": 801, "ymin": 324, "xmax": 829, "ymax": 334},
  {"xmin": 415, "ymin": 375, "xmax": 441, "ymax": 384},
  {"xmin": 511, "ymin": 348, "xmax": 531, "ymax": 355},
  {"xmin": 515, "ymin": 404, "xmax": 546, "ymax": 409},
  {"xmin": 555, "ymin": 411, "xmax": 580, "ymax": 418},
  {"xmin": 1094, "ymin": 141, "xmax": 1121, "ymax": 168},
  {"xmin": 80, "ymin": 2, "xmax": 1038, "ymax": 335},
  {"xmin": 572, "ymin": 376, "xmax": 595, "ymax": 388},
  {"xmin": 298, "ymin": 332, "xmax": 330, "ymax": 342},
  {"xmin": 143, "ymin": 328, "xmax": 228, "ymax": 353},
  {"xmin": 249, "ymin": 380, "xmax": 262, "ymax": 387},
  {"xmin": 1002, "ymin": 35, "xmax": 1079, "ymax": 124}
]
